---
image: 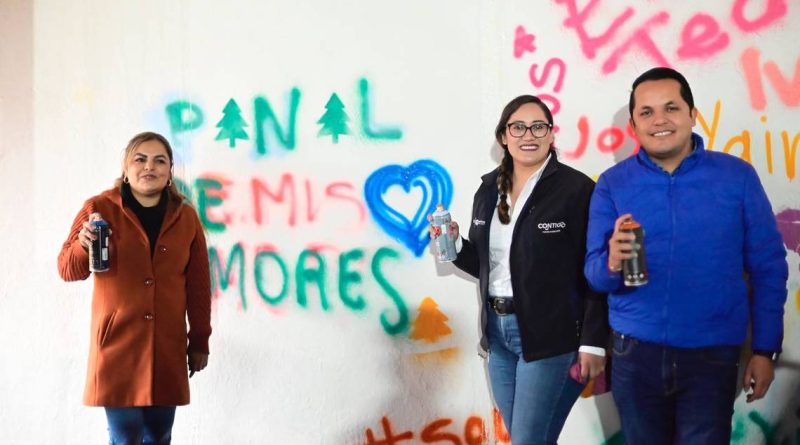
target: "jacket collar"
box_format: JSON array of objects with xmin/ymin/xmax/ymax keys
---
[
  {"xmin": 478, "ymin": 154, "xmax": 559, "ymax": 229},
  {"xmin": 636, "ymin": 132, "xmax": 706, "ymax": 175},
  {"xmin": 100, "ymin": 186, "xmax": 182, "ymax": 231},
  {"xmin": 481, "ymin": 153, "xmax": 560, "ymax": 186}
]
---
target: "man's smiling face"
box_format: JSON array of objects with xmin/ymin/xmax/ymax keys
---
[{"xmin": 630, "ymin": 78, "xmax": 698, "ymax": 170}]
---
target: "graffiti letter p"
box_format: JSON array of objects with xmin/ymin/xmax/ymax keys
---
[{"xmin": 165, "ymin": 100, "xmax": 204, "ymax": 143}]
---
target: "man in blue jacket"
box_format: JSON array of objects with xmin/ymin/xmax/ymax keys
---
[{"xmin": 585, "ymin": 67, "xmax": 788, "ymax": 444}]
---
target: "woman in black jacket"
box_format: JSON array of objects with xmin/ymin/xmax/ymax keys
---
[{"xmin": 431, "ymin": 95, "xmax": 608, "ymax": 443}]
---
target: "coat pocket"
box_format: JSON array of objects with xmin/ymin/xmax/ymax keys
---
[{"xmin": 98, "ymin": 311, "xmax": 117, "ymax": 347}]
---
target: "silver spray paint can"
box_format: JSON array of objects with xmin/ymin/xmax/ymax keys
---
[
  {"xmin": 89, "ymin": 220, "xmax": 110, "ymax": 273},
  {"xmin": 432, "ymin": 205, "xmax": 457, "ymax": 262}
]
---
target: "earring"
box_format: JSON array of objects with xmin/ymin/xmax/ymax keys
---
[
  {"xmin": 123, "ymin": 176, "xmax": 129, "ymax": 184},
  {"xmin": 167, "ymin": 179, "xmax": 172, "ymax": 187}
]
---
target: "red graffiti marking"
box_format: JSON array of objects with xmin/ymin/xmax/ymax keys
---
[
  {"xmin": 251, "ymin": 173, "xmax": 365, "ymax": 228},
  {"xmin": 364, "ymin": 417, "xmax": 413, "ymax": 445},
  {"xmin": 559, "ymin": 115, "xmax": 639, "ymax": 160},
  {"xmin": 513, "ymin": 25, "xmax": 536, "ymax": 58},
  {"xmin": 731, "ymin": 0, "xmax": 787, "ymax": 32},
  {"xmin": 189, "ymin": 172, "xmax": 366, "ymax": 232},
  {"xmin": 364, "ymin": 415, "xmax": 488, "ymax": 445},
  {"xmin": 741, "ymin": 48, "xmax": 767, "ymax": 110},
  {"xmin": 554, "ymin": 0, "xmax": 670, "ymax": 73},
  {"xmin": 305, "ymin": 242, "xmax": 341, "ymax": 253},
  {"xmin": 553, "ymin": 0, "xmax": 789, "ymax": 74},
  {"xmin": 516, "ymin": 25, "xmax": 568, "ymax": 123},
  {"xmin": 198, "ymin": 173, "xmax": 233, "ymax": 228},
  {"xmin": 562, "ymin": 115, "xmax": 589, "ymax": 160},
  {"xmin": 538, "ymin": 93, "xmax": 562, "ymax": 118},
  {"xmin": 597, "ymin": 126, "xmax": 625, "ymax": 153},
  {"xmin": 555, "ymin": 0, "xmax": 634, "ymax": 59},
  {"xmin": 491, "ymin": 408, "xmax": 510, "ymax": 444},
  {"xmin": 529, "ymin": 59, "xmax": 566, "ymax": 93},
  {"xmin": 764, "ymin": 58, "xmax": 800, "ymax": 107},
  {"xmin": 741, "ymin": 47, "xmax": 800, "ymax": 110},
  {"xmin": 677, "ymin": 13, "xmax": 730, "ymax": 59},
  {"xmin": 601, "ymin": 11, "xmax": 671, "ymax": 75},
  {"xmin": 253, "ymin": 174, "xmax": 296, "ymax": 225},
  {"xmin": 420, "ymin": 419, "xmax": 462, "ymax": 444},
  {"xmin": 463, "ymin": 416, "xmax": 488, "ymax": 445}
]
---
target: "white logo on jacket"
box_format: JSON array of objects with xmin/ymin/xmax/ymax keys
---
[
  {"xmin": 538, "ymin": 221, "xmax": 566, "ymax": 233},
  {"xmin": 473, "ymin": 219, "xmax": 485, "ymax": 226}
]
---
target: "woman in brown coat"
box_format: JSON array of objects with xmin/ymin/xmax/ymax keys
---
[{"xmin": 58, "ymin": 132, "xmax": 212, "ymax": 444}]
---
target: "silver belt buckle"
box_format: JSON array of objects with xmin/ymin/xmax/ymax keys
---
[{"xmin": 492, "ymin": 298, "xmax": 507, "ymax": 314}]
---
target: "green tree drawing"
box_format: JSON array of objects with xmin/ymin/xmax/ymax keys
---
[
  {"xmin": 215, "ymin": 98, "xmax": 249, "ymax": 148},
  {"xmin": 317, "ymin": 93, "xmax": 351, "ymax": 143}
]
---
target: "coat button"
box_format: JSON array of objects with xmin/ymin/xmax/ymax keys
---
[
  {"xmin": 144, "ymin": 278, "xmax": 154, "ymax": 286},
  {"xmin": 144, "ymin": 313, "xmax": 154, "ymax": 320},
  {"xmin": 159, "ymin": 246, "xmax": 167, "ymax": 253}
]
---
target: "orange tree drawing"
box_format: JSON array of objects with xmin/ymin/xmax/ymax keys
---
[{"xmin": 409, "ymin": 297, "xmax": 453, "ymax": 343}]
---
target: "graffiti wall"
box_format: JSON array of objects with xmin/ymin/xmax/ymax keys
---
[{"xmin": 1, "ymin": 0, "xmax": 798, "ymax": 443}]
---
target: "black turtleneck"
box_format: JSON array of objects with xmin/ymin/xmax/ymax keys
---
[{"xmin": 121, "ymin": 183, "xmax": 168, "ymax": 257}]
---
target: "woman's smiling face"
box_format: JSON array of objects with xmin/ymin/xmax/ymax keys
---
[
  {"xmin": 501, "ymin": 102, "xmax": 554, "ymax": 172},
  {"xmin": 124, "ymin": 139, "xmax": 172, "ymax": 203}
]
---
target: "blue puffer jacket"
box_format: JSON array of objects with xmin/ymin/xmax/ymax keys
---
[{"xmin": 585, "ymin": 133, "xmax": 788, "ymax": 350}]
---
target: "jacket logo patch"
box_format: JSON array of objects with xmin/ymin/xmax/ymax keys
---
[
  {"xmin": 538, "ymin": 221, "xmax": 566, "ymax": 233},
  {"xmin": 473, "ymin": 219, "xmax": 485, "ymax": 226}
]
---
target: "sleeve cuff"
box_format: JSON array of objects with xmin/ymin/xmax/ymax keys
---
[
  {"xmin": 71, "ymin": 239, "xmax": 90, "ymax": 261},
  {"xmin": 590, "ymin": 252, "xmax": 624, "ymax": 292},
  {"xmin": 188, "ymin": 333, "xmax": 210, "ymax": 354},
  {"xmin": 579, "ymin": 345, "xmax": 606, "ymax": 357},
  {"xmin": 454, "ymin": 235, "xmax": 463, "ymax": 253}
]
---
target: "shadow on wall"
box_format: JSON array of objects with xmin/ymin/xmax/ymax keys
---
[
  {"xmin": 731, "ymin": 353, "xmax": 800, "ymax": 444},
  {"xmin": 590, "ymin": 394, "xmax": 622, "ymax": 444},
  {"xmin": 611, "ymin": 105, "xmax": 637, "ymax": 164},
  {"xmin": 492, "ymin": 105, "xmax": 636, "ymax": 169},
  {"xmin": 491, "ymin": 141, "xmax": 503, "ymax": 166},
  {"xmin": 757, "ymin": 359, "xmax": 800, "ymax": 445}
]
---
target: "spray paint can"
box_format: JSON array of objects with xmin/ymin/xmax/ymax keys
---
[
  {"xmin": 89, "ymin": 220, "xmax": 110, "ymax": 273},
  {"xmin": 432, "ymin": 204, "xmax": 458, "ymax": 262},
  {"xmin": 621, "ymin": 219, "xmax": 647, "ymax": 286}
]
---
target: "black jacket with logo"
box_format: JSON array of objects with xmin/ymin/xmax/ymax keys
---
[{"xmin": 454, "ymin": 158, "xmax": 608, "ymax": 362}]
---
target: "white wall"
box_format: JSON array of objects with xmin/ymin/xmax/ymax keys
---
[{"xmin": 1, "ymin": 0, "xmax": 798, "ymax": 443}]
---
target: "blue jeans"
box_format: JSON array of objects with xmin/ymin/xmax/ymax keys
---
[
  {"xmin": 105, "ymin": 406, "xmax": 176, "ymax": 445},
  {"xmin": 611, "ymin": 331, "xmax": 739, "ymax": 445},
  {"xmin": 486, "ymin": 310, "xmax": 585, "ymax": 445}
]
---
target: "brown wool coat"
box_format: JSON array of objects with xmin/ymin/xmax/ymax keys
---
[{"xmin": 58, "ymin": 187, "xmax": 211, "ymax": 407}]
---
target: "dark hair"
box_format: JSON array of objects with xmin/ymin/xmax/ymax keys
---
[
  {"xmin": 115, "ymin": 131, "xmax": 186, "ymax": 204},
  {"xmin": 628, "ymin": 67, "xmax": 695, "ymax": 117},
  {"xmin": 494, "ymin": 95, "xmax": 556, "ymax": 224}
]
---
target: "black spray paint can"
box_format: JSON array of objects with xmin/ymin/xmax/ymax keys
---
[
  {"xmin": 89, "ymin": 220, "xmax": 110, "ymax": 273},
  {"xmin": 621, "ymin": 219, "xmax": 648, "ymax": 286}
]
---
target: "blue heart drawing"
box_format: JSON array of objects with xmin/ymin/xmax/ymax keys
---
[{"xmin": 364, "ymin": 159, "xmax": 453, "ymax": 257}]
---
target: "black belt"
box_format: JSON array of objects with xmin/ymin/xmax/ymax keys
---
[{"xmin": 488, "ymin": 297, "xmax": 515, "ymax": 315}]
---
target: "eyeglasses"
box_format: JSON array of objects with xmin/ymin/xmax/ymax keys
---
[{"xmin": 507, "ymin": 121, "xmax": 552, "ymax": 138}]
